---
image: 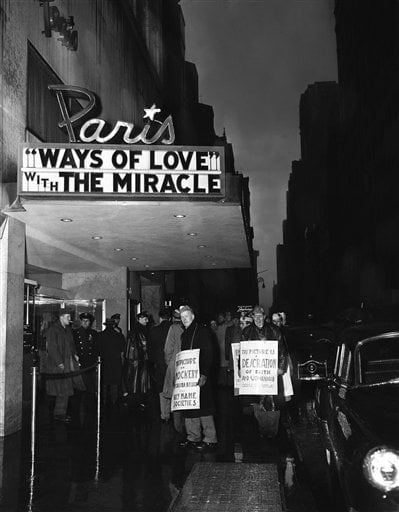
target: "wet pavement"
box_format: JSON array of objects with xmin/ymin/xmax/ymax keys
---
[{"xmin": 0, "ymin": 385, "xmax": 341, "ymax": 512}]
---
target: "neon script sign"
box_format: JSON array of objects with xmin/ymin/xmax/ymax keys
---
[{"xmin": 49, "ymin": 85, "xmax": 175, "ymax": 145}]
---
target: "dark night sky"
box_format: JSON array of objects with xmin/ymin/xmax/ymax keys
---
[{"xmin": 180, "ymin": 0, "xmax": 338, "ymax": 309}]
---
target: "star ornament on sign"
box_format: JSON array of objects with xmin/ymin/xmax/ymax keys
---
[{"xmin": 143, "ymin": 104, "xmax": 161, "ymax": 122}]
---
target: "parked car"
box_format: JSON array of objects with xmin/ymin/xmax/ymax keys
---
[
  {"xmin": 284, "ymin": 324, "xmax": 337, "ymax": 382},
  {"xmin": 314, "ymin": 323, "xmax": 399, "ymax": 511}
]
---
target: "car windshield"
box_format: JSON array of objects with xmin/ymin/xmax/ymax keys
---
[{"xmin": 358, "ymin": 335, "xmax": 399, "ymax": 385}]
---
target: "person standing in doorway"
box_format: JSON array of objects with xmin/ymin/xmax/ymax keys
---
[
  {"xmin": 44, "ymin": 309, "xmax": 85, "ymax": 423},
  {"xmin": 98, "ymin": 318, "xmax": 125, "ymax": 406}
]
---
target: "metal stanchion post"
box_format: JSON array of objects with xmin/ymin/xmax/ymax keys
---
[
  {"xmin": 31, "ymin": 366, "xmax": 38, "ymax": 444},
  {"xmin": 28, "ymin": 365, "xmax": 38, "ymax": 512},
  {"xmin": 95, "ymin": 356, "xmax": 101, "ymax": 482}
]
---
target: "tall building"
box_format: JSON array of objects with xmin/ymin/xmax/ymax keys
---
[
  {"xmin": 274, "ymin": 0, "xmax": 399, "ymax": 321},
  {"xmin": 0, "ymin": 1, "xmax": 256, "ymax": 435},
  {"xmin": 273, "ymin": 82, "xmax": 339, "ymax": 320}
]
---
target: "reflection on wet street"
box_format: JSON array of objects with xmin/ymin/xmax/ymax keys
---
[{"xmin": 0, "ymin": 386, "xmax": 342, "ymax": 512}]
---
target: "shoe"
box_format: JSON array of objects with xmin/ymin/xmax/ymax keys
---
[
  {"xmin": 195, "ymin": 441, "xmax": 217, "ymax": 452},
  {"xmin": 179, "ymin": 440, "xmax": 199, "ymax": 450},
  {"xmin": 54, "ymin": 414, "xmax": 71, "ymax": 423}
]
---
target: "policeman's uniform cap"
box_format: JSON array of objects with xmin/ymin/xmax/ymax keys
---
[
  {"xmin": 137, "ymin": 311, "xmax": 149, "ymax": 319},
  {"xmin": 111, "ymin": 313, "xmax": 121, "ymax": 319}
]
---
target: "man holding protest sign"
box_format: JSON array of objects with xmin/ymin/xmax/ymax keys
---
[
  {"xmin": 240, "ymin": 305, "xmax": 288, "ymax": 438},
  {"xmin": 173, "ymin": 305, "xmax": 217, "ymax": 452}
]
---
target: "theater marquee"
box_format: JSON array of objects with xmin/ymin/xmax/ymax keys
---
[{"xmin": 19, "ymin": 144, "xmax": 225, "ymax": 199}]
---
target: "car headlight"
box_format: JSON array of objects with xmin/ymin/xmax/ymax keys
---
[{"xmin": 363, "ymin": 447, "xmax": 399, "ymax": 492}]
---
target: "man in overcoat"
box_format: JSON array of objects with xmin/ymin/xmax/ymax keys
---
[
  {"xmin": 98, "ymin": 318, "xmax": 125, "ymax": 405},
  {"xmin": 45, "ymin": 309, "xmax": 85, "ymax": 422},
  {"xmin": 73, "ymin": 312, "xmax": 98, "ymax": 399},
  {"xmin": 179, "ymin": 305, "xmax": 218, "ymax": 452},
  {"xmin": 240, "ymin": 305, "xmax": 288, "ymax": 437},
  {"xmin": 147, "ymin": 308, "xmax": 171, "ymax": 421}
]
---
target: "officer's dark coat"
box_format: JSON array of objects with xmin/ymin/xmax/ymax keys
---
[
  {"xmin": 180, "ymin": 321, "xmax": 215, "ymax": 418},
  {"xmin": 73, "ymin": 327, "xmax": 99, "ymax": 368}
]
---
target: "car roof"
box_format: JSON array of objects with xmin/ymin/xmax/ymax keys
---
[{"xmin": 339, "ymin": 322, "xmax": 399, "ymax": 347}]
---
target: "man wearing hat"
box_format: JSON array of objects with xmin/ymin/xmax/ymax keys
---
[
  {"xmin": 74, "ymin": 313, "xmax": 98, "ymax": 369},
  {"xmin": 73, "ymin": 313, "xmax": 98, "ymax": 397},
  {"xmin": 240, "ymin": 304, "xmax": 288, "ymax": 438},
  {"xmin": 111, "ymin": 313, "xmax": 122, "ymax": 334},
  {"xmin": 44, "ymin": 309, "xmax": 85, "ymax": 422}
]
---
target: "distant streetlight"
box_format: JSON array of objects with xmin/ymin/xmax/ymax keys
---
[{"xmin": 256, "ymin": 269, "xmax": 268, "ymax": 289}]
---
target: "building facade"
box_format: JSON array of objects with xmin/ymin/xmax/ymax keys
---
[{"xmin": 0, "ymin": 0, "xmax": 256, "ymax": 436}]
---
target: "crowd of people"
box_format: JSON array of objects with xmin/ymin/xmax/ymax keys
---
[{"xmin": 41, "ymin": 304, "xmax": 294, "ymax": 453}]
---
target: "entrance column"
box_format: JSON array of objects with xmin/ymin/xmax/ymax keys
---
[{"xmin": 0, "ymin": 217, "xmax": 25, "ymax": 436}]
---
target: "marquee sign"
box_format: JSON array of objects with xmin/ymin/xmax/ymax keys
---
[{"xmin": 19, "ymin": 143, "xmax": 225, "ymax": 199}]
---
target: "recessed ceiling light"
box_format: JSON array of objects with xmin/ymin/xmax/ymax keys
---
[
  {"xmin": 174, "ymin": 214, "xmax": 186, "ymax": 218},
  {"xmin": 151, "ymin": 272, "xmax": 155, "ymax": 275},
  {"xmin": 197, "ymin": 245, "xmax": 207, "ymax": 249},
  {"xmin": 187, "ymin": 232, "xmax": 197, "ymax": 236},
  {"xmin": 92, "ymin": 236, "xmax": 103, "ymax": 240},
  {"xmin": 211, "ymin": 263, "xmax": 217, "ymax": 266},
  {"xmin": 60, "ymin": 218, "xmax": 73, "ymax": 222},
  {"xmin": 114, "ymin": 248, "xmax": 123, "ymax": 252},
  {"xmin": 144, "ymin": 264, "xmax": 150, "ymax": 268},
  {"xmin": 130, "ymin": 257, "xmax": 138, "ymax": 261}
]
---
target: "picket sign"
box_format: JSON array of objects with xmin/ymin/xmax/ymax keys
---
[
  {"xmin": 171, "ymin": 348, "xmax": 200, "ymax": 411},
  {"xmin": 236, "ymin": 340, "xmax": 279, "ymax": 396}
]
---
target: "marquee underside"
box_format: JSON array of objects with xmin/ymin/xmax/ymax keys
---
[{"xmin": 6, "ymin": 200, "xmax": 251, "ymax": 273}]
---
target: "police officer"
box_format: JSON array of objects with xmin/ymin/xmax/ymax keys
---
[
  {"xmin": 73, "ymin": 313, "xmax": 98, "ymax": 396},
  {"xmin": 74, "ymin": 313, "xmax": 98, "ymax": 368}
]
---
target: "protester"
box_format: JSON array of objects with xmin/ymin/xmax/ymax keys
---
[
  {"xmin": 240, "ymin": 305, "xmax": 288, "ymax": 438},
  {"xmin": 178, "ymin": 305, "xmax": 217, "ymax": 452},
  {"xmin": 163, "ymin": 308, "xmax": 184, "ymax": 431}
]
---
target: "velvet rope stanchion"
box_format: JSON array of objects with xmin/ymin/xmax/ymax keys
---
[
  {"xmin": 28, "ymin": 365, "xmax": 38, "ymax": 512},
  {"xmin": 40, "ymin": 363, "xmax": 98, "ymax": 380},
  {"xmin": 95, "ymin": 356, "xmax": 101, "ymax": 482}
]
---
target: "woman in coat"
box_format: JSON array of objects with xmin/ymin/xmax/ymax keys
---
[{"xmin": 124, "ymin": 311, "xmax": 151, "ymax": 408}]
